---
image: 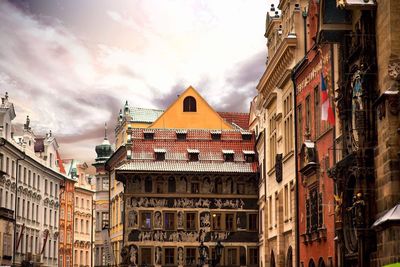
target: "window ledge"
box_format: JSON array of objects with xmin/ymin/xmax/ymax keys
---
[{"xmin": 283, "ymin": 150, "xmax": 294, "ymax": 163}]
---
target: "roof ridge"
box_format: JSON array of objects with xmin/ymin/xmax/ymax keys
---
[{"xmin": 130, "ymin": 106, "xmax": 164, "ymax": 112}]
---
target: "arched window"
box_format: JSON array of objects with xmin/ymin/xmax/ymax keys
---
[
  {"xmin": 286, "ymin": 246, "xmax": 293, "ymax": 267},
  {"xmin": 215, "ymin": 178, "xmax": 223, "ymax": 194},
  {"xmin": 183, "ymin": 96, "xmax": 197, "ymax": 112},
  {"xmin": 318, "ymin": 258, "xmax": 325, "ymax": 267},
  {"xmin": 270, "ymin": 250, "xmax": 276, "ymax": 267},
  {"xmin": 309, "ymin": 259, "xmax": 316, "ymax": 267}
]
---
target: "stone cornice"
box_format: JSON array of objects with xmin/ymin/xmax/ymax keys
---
[{"xmin": 257, "ymin": 37, "xmax": 297, "ymax": 100}]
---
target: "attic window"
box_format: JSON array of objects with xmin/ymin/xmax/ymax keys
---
[
  {"xmin": 187, "ymin": 149, "xmax": 199, "ymax": 162},
  {"xmin": 222, "ymin": 150, "xmax": 235, "ymax": 162},
  {"xmin": 241, "ymin": 131, "xmax": 252, "ymax": 141},
  {"xmin": 183, "ymin": 96, "xmax": 197, "ymax": 112},
  {"xmin": 243, "ymin": 150, "xmax": 256, "ymax": 163},
  {"xmin": 154, "ymin": 149, "xmax": 166, "ymax": 161},
  {"xmin": 176, "ymin": 130, "xmax": 187, "ymax": 141},
  {"xmin": 210, "ymin": 130, "xmax": 222, "ymax": 140},
  {"xmin": 144, "ymin": 132, "xmax": 154, "ymax": 140}
]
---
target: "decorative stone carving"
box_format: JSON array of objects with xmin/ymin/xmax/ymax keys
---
[
  {"xmin": 129, "ymin": 246, "xmax": 137, "ymax": 265},
  {"xmin": 177, "ymin": 247, "xmax": 184, "ymax": 266},
  {"xmin": 177, "ymin": 211, "xmax": 183, "ymax": 229},
  {"xmin": 154, "ymin": 211, "xmax": 162, "ymax": 229},
  {"xmin": 127, "ymin": 210, "xmax": 138, "ymax": 228},
  {"xmin": 155, "ymin": 246, "xmax": 162, "ymax": 265},
  {"xmin": 388, "ymin": 57, "xmax": 400, "ymax": 81},
  {"xmin": 275, "ymin": 153, "xmax": 283, "ymax": 183}
]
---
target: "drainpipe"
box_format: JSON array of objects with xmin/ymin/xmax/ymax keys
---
[
  {"xmin": 91, "ymin": 198, "xmax": 94, "ymax": 267},
  {"xmin": 291, "ymin": 68, "xmax": 300, "ymax": 267},
  {"xmin": 302, "ymin": 8, "xmax": 308, "ymax": 56}
]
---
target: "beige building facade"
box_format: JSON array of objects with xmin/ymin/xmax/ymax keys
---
[{"xmin": 255, "ymin": 0, "xmax": 307, "ymax": 266}]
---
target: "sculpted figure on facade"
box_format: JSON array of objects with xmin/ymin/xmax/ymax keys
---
[
  {"xmin": 127, "ymin": 210, "xmax": 138, "ymax": 228},
  {"xmin": 129, "ymin": 246, "xmax": 137, "ymax": 265},
  {"xmin": 177, "ymin": 211, "xmax": 184, "ymax": 228},
  {"xmin": 155, "ymin": 246, "xmax": 162, "ymax": 265},
  {"xmin": 200, "ymin": 212, "xmax": 211, "ymax": 228},
  {"xmin": 154, "ymin": 211, "xmax": 162, "ymax": 229},
  {"xmin": 178, "ymin": 247, "xmax": 184, "ymax": 266},
  {"xmin": 177, "ymin": 177, "xmax": 187, "ymax": 192}
]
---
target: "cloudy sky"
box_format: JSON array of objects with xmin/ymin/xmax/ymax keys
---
[{"xmin": 0, "ymin": 0, "xmax": 271, "ymax": 163}]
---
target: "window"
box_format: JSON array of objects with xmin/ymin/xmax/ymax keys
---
[
  {"xmin": 188, "ymin": 152, "xmax": 199, "ymax": 162},
  {"xmin": 164, "ymin": 213, "xmax": 175, "ymax": 230},
  {"xmin": 244, "ymin": 152, "xmax": 255, "ymax": 163},
  {"xmin": 269, "ymin": 114, "xmax": 277, "ymax": 169},
  {"xmin": 5, "ymin": 191, "xmax": 7, "ymax": 209},
  {"xmin": 141, "ymin": 212, "xmax": 152, "ymax": 229},
  {"xmin": 75, "ymin": 197, "xmax": 79, "ymax": 207},
  {"xmin": 191, "ymin": 182, "xmax": 199, "ymax": 194},
  {"xmin": 27, "ymin": 201, "xmax": 30, "ymax": 220},
  {"xmin": 226, "ymin": 213, "xmax": 235, "ymax": 231},
  {"xmin": 297, "ymin": 105, "xmax": 303, "ymax": 149},
  {"xmin": 212, "ymin": 213, "xmax": 222, "ymax": 230},
  {"xmin": 2, "ymin": 233, "xmax": 12, "ymax": 257},
  {"xmin": 23, "ymin": 167, "xmax": 26, "ymax": 184},
  {"xmin": 81, "ymin": 198, "xmax": 84, "ymax": 208},
  {"xmin": 242, "ymin": 132, "xmax": 252, "ymax": 140},
  {"xmin": 32, "ymin": 173, "xmax": 36, "ymax": 189},
  {"xmin": 306, "ymin": 188, "xmax": 323, "ymax": 233},
  {"xmin": 18, "ymin": 165, "xmax": 21, "ymax": 182},
  {"xmin": 155, "ymin": 152, "xmax": 165, "ymax": 161},
  {"xmin": 227, "ymin": 248, "xmax": 238, "ymax": 265},
  {"xmin": 86, "ymin": 219, "xmax": 89, "ymax": 233},
  {"xmin": 55, "ymin": 184, "xmax": 58, "ymax": 198},
  {"xmin": 102, "ymin": 213, "xmax": 109, "ymax": 228},
  {"xmin": 177, "ymin": 132, "xmax": 187, "ymax": 140},
  {"xmin": 11, "ymin": 160, "xmax": 15, "ymax": 178},
  {"xmin": 269, "ymin": 196, "xmax": 273, "ymax": 226},
  {"xmin": 81, "ymin": 219, "xmax": 84, "ymax": 233},
  {"xmin": 45, "ymin": 179, "xmax": 48, "ymax": 194},
  {"xmin": 28, "ymin": 170, "xmax": 31, "ymax": 186},
  {"xmin": 44, "ymin": 207, "xmax": 47, "ymax": 225},
  {"xmin": 211, "ymin": 131, "xmax": 221, "ymax": 140},
  {"xmin": 305, "ymin": 95, "xmax": 311, "ymax": 134},
  {"xmin": 6, "ymin": 157, "xmax": 9, "ymax": 174},
  {"xmin": 50, "ymin": 181, "xmax": 53, "ymax": 196},
  {"xmin": 145, "ymin": 177, "xmax": 152, "ymax": 193},
  {"xmin": 0, "ymin": 154, "xmax": 4, "ymax": 172},
  {"xmin": 284, "ymin": 184, "xmax": 289, "ymax": 220},
  {"xmin": 37, "ymin": 175, "xmax": 40, "ymax": 189},
  {"xmin": 164, "ymin": 248, "xmax": 175, "ymax": 265},
  {"xmin": 183, "ymin": 96, "xmax": 196, "ymax": 112},
  {"xmin": 31, "ymin": 202, "xmax": 34, "ymax": 221},
  {"xmin": 144, "ymin": 132, "xmax": 154, "ymax": 140},
  {"xmin": 0, "ymin": 188, "xmax": 2, "ymax": 207},
  {"xmin": 248, "ymin": 248, "xmax": 259, "ymax": 265},
  {"xmin": 87, "ymin": 199, "xmax": 90, "ymax": 209},
  {"xmin": 284, "ymin": 92, "xmax": 294, "ymax": 154},
  {"xmin": 54, "ymin": 211, "xmax": 57, "ymax": 227},
  {"xmin": 168, "ymin": 177, "xmax": 176, "ymax": 193},
  {"xmin": 186, "ymin": 248, "xmax": 196, "ymax": 265},
  {"xmin": 36, "ymin": 204, "xmax": 39, "ymax": 222},
  {"xmin": 185, "ymin": 213, "xmax": 196, "ymax": 230},
  {"xmin": 248, "ymin": 214, "xmax": 258, "ymax": 231},
  {"xmin": 224, "ymin": 153, "xmax": 234, "ymax": 162},
  {"xmin": 314, "ymin": 86, "xmax": 320, "ymax": 137},
  {"xmin": 141, "ymin": 248, "xmax": 152, "ymax": 265}
]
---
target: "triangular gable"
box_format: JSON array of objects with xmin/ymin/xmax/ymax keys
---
[{"xmin": 149, "ymin": 86, "xmax": 234, "ymax": 130}]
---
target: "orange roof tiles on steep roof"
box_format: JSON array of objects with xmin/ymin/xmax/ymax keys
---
[{"xmin": 218, "ymin": 112, "xmax": 250, "ymax": 130}]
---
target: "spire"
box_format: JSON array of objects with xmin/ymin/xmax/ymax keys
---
[{"xmin": 104, "ymin": 122, "xmax": 108, "ymax": 140}]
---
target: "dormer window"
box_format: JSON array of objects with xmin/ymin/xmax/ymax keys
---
[
  {"xmin": 183, "ymin": 96, "xmax": 197, "ymax": 112},
  {"xmin": 243, "ymin": 150, "xmax": 256, "ymax": 163},
  {"xmin": 241, "ymin": 131, "xmax": 252, "ymax": 141},
  {"xmin": 144, "ymin": 130, "xmax": 154, "ymax": 140},
  {"xmin": 187, "ymin": 149, "xmax": 199, "ymax": 162},
  {"xmin": 210, "ymin": 130, "xmax": 221, "ymax": 140},
  {"xmin": 222, "ymin": 150, "xmax": 235, "ymax": 162},
  {"xmin": 154, "ymin": 148, "xmax": 166, "ymax": 161},
  {"xmin": 176, "ymin": 130, "xmax": 187, "ymax": 141}
]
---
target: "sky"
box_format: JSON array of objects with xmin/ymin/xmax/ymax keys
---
[{"xmin": 0, "ymin": 0, "xmax": 271, "ymax": 164}]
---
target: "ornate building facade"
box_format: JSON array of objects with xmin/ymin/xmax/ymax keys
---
[
  {"xmin": 293, "ymin": 1, "xmax": 338, "ymax": 263},
  {"xmin": 0, "ymin": 92, "xmax": 66, "ymax": 266},
  {"xmin": 107, "ymin": 87, "xmax": 259, "ymax": 266}
]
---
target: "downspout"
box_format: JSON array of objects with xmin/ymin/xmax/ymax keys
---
[
  {"xmin": 91, "ymin": 197, "xmax": 94, "ymax": 267},
  {"xmin": 291, "ymin": 68, "xmax": 300, "ymax": 267},
  {"xmin": 302, "ymin": 8, "xmax": 308, "ymax": 55},
  {"xmin": 330, "ymin": 44, "xmax": 336, "ymax": 165}
]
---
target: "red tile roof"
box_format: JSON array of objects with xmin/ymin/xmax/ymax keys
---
[
  {"xmin": 218, "ymin": 112, "xmax": 250, "ymax": 130},
  {"xmin": 122, "ymin": 128, "xmax": 257, "ymax": 173}
]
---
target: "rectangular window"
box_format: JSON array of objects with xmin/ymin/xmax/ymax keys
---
[
  {"xmin": 6, "ymin": 157, "xmax": 9, "ymax": 174},
  {"xmin": 314, "ymin": 86, "xmax": 320, "ymax": 137},
  {"xmin": 155, "ymin": 152, "xmax": 165, "ymax": 161},
  {"xmin": 297, "ymin": 105, "xmax": 303, "ymax": 149},
  {"xmin": 141, "ymin": 212, "xmax": 152, "ymax": 230},
  {"xmin": 305, "ymin": 95, "xmax": 311, "ymax": 134},
  {"xmin": 269, "ymin": 196, "xmax": 272, "ymax": 226},
  {"xmin": 164, "ymin": 248, "xmax": 175, "ymax": 265},
  {"xmin": 156, "ymin": 182, "xmax": 164, "ymax": 193},
  {"xmin": 226, "ymin": 213, "xmax": 235, "ymax": 231},
  {"xmin": 185, "ymin": 248, "xmax": 196, "ymax": 265},
  {"xmin": 227, "ymin": 248, "xmax": 237, "ymax": 265},
  {"xmin": 45, "ymin": 179, "xmax": 48, "ymax": 194},
  {"xmin": 248, "ymin": 248, "xmax": 259, "ymax": 265},
  {"xmin": 37, "ymin": 175, "xmax": 40, "ymax": 190},
  {"xmin": 11, "ymin": 160, "xmax": 15, "ymax": 178},
  {"xmin": 141, "ymin": 248, "xmax": 152, "ymax": 265},
  {"xmin": 33, "ymin": 173, "xmax": 36, "ymax": 190},
  {"xmin": 28, "ymin": 170, "xmax": 31, "ymax": 187},
  {"xmin": 164, "ymin": 213, "xmax": 175, "ymax": 230},
  {"xmin": 248, "ymin": 214, "xmax": 258, "ymax": 231},
  {"xmin": 284, "ymin": 92, "xmax": 294, "ymax": 154},
  {"xmin": 269, "ymin": 114, "xmax": 277, "ymax": 169},
  {"xmin": 212, "ymin": 213, "xmax": 222, "ymax": 230},
  {"xmin": 31, "ymin": 202, "xmax": 34, "ymax": 222},
  {"xmin": 185, "ymin": 213, "xmax": 196, "ymax": 230},
  {"xmin": 284, "ymin": 184, "xmax": 289, "ymax": 220},
  {"xmin": 2, "ymin": 233, "xmax": 12, "ymax": 256},
  {"xmin": 27, "ymin": 201, "xmax": 30, "ymax": 220},
  {"xmin": 23, "ymin": 167, "xmax": 26, "ymax": 184},
  {"xmin": 55, "ymin": 184, "xmax": 58, "ymax": 198},
  {"xmin": 44, "ymin": 207, "xmax": 47, "ymax": 225},
  {"xmin": 102, "ymin": 213, "xmax": 109, "ymax": 228}
]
